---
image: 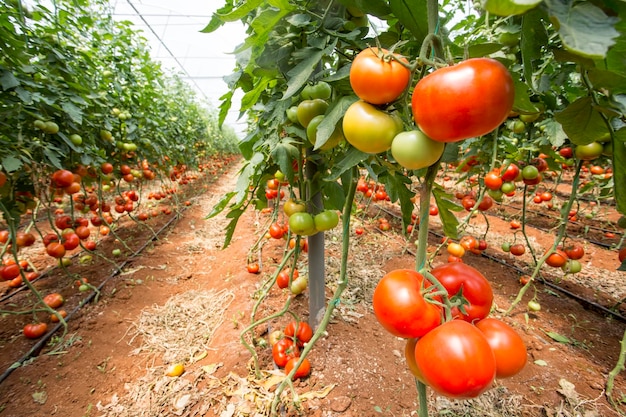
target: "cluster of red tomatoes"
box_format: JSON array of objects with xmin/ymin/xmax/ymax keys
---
[
  {"xmin": 344, "ymin": 49, "xmax": 514, "ymax": 171},
  {"xmin": 373, "ymin": 264, "xmax": 527, "ymax": 398},
  {"xmin": 483, "ymin": 158, "xmax": 550, "ymax": 202},
  {"xmin": 356, "ymin": 177, "xmax": 390, "ymax": 201},
  {"xmin": 269, "ymin": 320, "xmax": 313, "ymax": 379},
  {"xmin": 445, "ymin": 235, "xmax": 488, "ymax": 262}
]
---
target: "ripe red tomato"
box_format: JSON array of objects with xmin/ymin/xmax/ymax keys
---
[
  {"xmin": 412, "ymin": 58, "xmax": 514, "ymax": 142},
  {"xmin": 62, "ymin": 233, "xmax": 80, "ymax": 250},
  {"xmin": 46, "ymin": 242, "xmax": 66, "ymax": 258},
  {"xmin": 246, "ymin": 263, "xmax": 260, "ymax": 274},
  {"xmin": 564, "ymin": 243, "xmax": 584, "ymax": 260},
  {"xmin": 372, "ymin": 269, "xmax": 441, "ymax": 339},
  {"xmin": 285, "ymin": 357, "xmax": 311, "ymax": 379},
  {"xmin": 545, "ymin": 249, "xmax": 568, "ymax": 268},
  {"xmin": 101, "ymin": 162, "xmax": 114, "ymax": 174},
  {"xmin": 23, "ymin": 322, "xmax": 48, "ymax": 339},
  {"xmin": 269, "ymin": 223, "xmax": 284, "ymax": 239},
  {"xmin": 509, "ymin": 244, "xmax": 526, "ymax": 256},
  {"xmin": 510, "ymin": 219, "xmax": 521, "ymax": 229},
  {"xmin": 415, "ymin": 320, "xmax": 496, "ymax": 398},
  {"xmin": 277, "ymin": 268, "xmax": 298, "ymax": 289},
  {"xmin": 484, "ymin": 171, "xmax": 503, "ymax": 191},
  {"xmin": 52, "ymin": 169, "xmax": 74, "ymax": 188},
  {"xmin": 349, "ymin": 47, "xmax": 411, "ymax": 105},
  {"xmin": 272, "ymin": 338, "xmax": 299, "ymax": 367},
  {"xmin": 343, "ymin": 100, "xmax": 403, "ymax": 154},
  {"xmin": 619, "ymin": 247, "xmax": 626, "ymax": 263},
  {"xmin": 500, "ymin": 163, "xmax": 520, "ymax": 182},
  {"xmin": 477, "ymin": 195, "xmax": 494, "ymax": 211},
  {"xmin": 475, "ymin": 318, "xmax": 527, "ymax": 378},
  {"xmin": 43, "ymin": 292, "xmax": 64, "ymax": 309},
  {"xmin": 284, "ymin": 321, "xmax": 313, "ymax": 346},
  {"xmin": 430, "ymin": 263, "xmax": 493, "ymax": 323}
]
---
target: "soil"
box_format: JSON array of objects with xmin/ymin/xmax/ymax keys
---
[{"xmin": 0, "ymin": 159, "xmax": 625, "ymax": 417}]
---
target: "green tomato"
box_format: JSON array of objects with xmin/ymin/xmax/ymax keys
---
[
  {"xmin": 34, "ymin": 119, "xmax": 46, "ymax": 130},
  {"xmin": 290, "ymin": 275, "xmax": 308, "ymax": 295},
  {"xmin": 286, "ymin": 106, "xmax": 299, "ymax": 124},
  {"xmin": 306, "ymin": 115, "xmax": 344, "ymax": 151},
  {"xmin": 500, "ymin": 181, "xmax": 516, "ymax": 194},
  {"xmin": 521, "ymin": 165, "xmax": 539, "ymax": 180},
  {"xmin": 123, "ymin": 142, "xmax": 138, "ymax": 152},
  {"xmin": 562, "ymin": 259, "xmax": 582, "ymax": 274},
  {"xmin": 314, "ymin": 210, "xmax": 339, "ymax": 231},
  {"xmin": 44, "ymin": 121, "xmax": 59, "ymax": 134},
  {"xmin": 112, "ymin": 248, "xmax": 122, "ymax": 257},
  {"xmin": 527, "ymin": 300, "xmax": 541, "ymax": 312},
  {"xmin": 288, "ymin": 212, "xmax": 316, "ymax": 236},
  {"xmin": 482, "ymin": 0, "xmax": 542, "ymax": 16},
  {"xmin": 501, "ymin": 242, "xmax": 511, "ymax": 252},
  {"xmin": 391, "ymin": 130, "xmax": 444, "ymax": 170},
  {"xmin": 575, "ymin": 142, "xmax": 603, "ymax": 161},
  {"xmin": 519, "ymin": 112, "xmax": 541, "ymax": 123},
  {"xmin": 511, "ymin": 120, "xmax": 525, "ymax": 134},
  {"xmin": 309, "ymin": 82, "xmax": 332, "ymax": 100},
  {"xmin": 69, "ymin": 134, "xmax": 83, "ymax": 145},
  {"xmin": 487, "ymin": 188, "xmax": 504, "ymax": 202},
  {"xmin": 274, "ymin": 170, "xmax": 285, "ymax": 181},
  {"xmin": 284, "ymin": 199, "xmax": 307, "ymax": 217},
  {"xmin": 343, "ymin": 100, "xmax": 403, "ymax": 154},
  {"xmin": 296, "ymin": 99, "xmax": 328, "ymax": 128}
]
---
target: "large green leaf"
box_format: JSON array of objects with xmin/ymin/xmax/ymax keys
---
[
  {"xmin": 388, "ymin": 0, "xmax": 428, "ymax": 44},
  {"xmin": 380, "ymin": 171, "xmax": 415, "ymax": 227},
  {"xmin": 481, "ymin": 0, "xmax": 542, "ymax": 16},
  {"xmin": 432, "ymin": 184, "xmax": 462, "ymax": 239},
  {"xmin": 520, "ymin": 9, "xmax": 548, "ymax": 90},
  {"xmin": 315, "ymin": 95, "xmax": 358, "ymax": 150},
  {"xmin": 544, "ymin": 0, "xmax": 620, "ymax": 59},
  {"xmin": 554, "ymin": 97, "xmax": 609, "ymax": 145},
  {"xmin": 326, "ymin": 147, "xmax": 369, "ymax": 181},
  {"xmin": 336, "ymin": 0, "xmax": 392, "ymax": 19}
]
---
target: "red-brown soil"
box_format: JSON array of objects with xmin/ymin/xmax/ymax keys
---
[{"xmin": 0, "ymin": 160, "xmax": 625, "ymax": 417}]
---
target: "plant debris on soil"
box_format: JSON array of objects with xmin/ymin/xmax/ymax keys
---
[{"xmin": 0, "ymin": 161, "xmax": 625, "ymax": 417}]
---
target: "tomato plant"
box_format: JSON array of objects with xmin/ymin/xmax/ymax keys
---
[
  {"xmin": 372, "ymin": 269, "xmax": 441, "ymax": 338},
  {"xmin": 414, "ymin": 320, "xmax": 496, "ymax": 398}
]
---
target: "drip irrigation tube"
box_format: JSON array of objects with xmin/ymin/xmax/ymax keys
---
[{"xmin": 0, "ymin": 210, "xmax": 183, "ymax": 385}]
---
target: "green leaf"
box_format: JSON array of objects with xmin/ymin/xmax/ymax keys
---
[
  {"xmin": 512, "ymin": 78, "xmax": 539, "ymax": 114},
  {"xmin": 323, "ymin": 181, "xmax": 345, "ymax": 211},
  {"xmin": 481, "ymin": 0, "xmax": 542, "ymax": 17},
  {"xmin": 537, "ymin": 119, "xmax": 567, "ymax": 147},
  {"xmin": 613, "ymin": 127, "xmax": 626, "ymax": 216},
  {"xmin": 544, "ymin": 0, "xmax": 620, "ymax": 59},
  {"xmin": 0, "ymin": 70, "xmax": 19, "ymax": 90},
  {"xmin": 1, "ymin": 155, "xmax": 22, "ymax": 173},
  {"xmin": 337, "ymin": 0, "xmax": 392, "ymax": 18},
  {"xmin": 432, "ymin": 184, "xmax": 462, "ymax": 239},
  {"xmin": 388, "ymin": 0, "xmax": 428, "ymax": 45},
  {"xmin": 326, "ymin": 147, "xmax": 369, "ymax": 181},
  {"xmin": 207, "ymin": 191, "xmax": 236, "ymax": 219},
  {"xmin": 271, "ymin": 141, "xmax": 299, "ymax": 183},
  {"xmin": 554, "ymin": 97, "xmax": 609, "ymax": 145},
  {"xmin": 283, "ymin": 44, "xmax": 335, "ymax": 101},
  {"xmin": 315, "ymin": 96, "xmax": 358, "ymax": 150},
  {"xmin": 520, "ymin": 9, "xmax": 549, "ymax": 90},
  {"xmin": 587, "ymin": 68, "xmax": 626, "ymax": 94},
  {"xmin": 544, "ymin": 331, "xmax": 571, "ymax": 344},
  {"xmin": 380, "ymin": 171, "xmax": 415, "ymax": 227},
  {"xmin": 60, "ymin": 101, "xmax": 82, "ymax": 124},
  {"xmin": 468, "ymin": 43, "xmax": 505, "ymax": 58}
]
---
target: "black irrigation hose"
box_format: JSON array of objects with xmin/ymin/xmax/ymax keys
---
[
  {"xmin": 373, "ymin": 204, "xmax": 626, "ymax": 324},
  {"xmin": 0, "ymin": 204, "xmax": 186, "ymax": 386}
]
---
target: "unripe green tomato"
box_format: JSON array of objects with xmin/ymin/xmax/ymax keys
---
[
  {"xmin": 500, "ymin": 182, "xmax": 516, "ymax": 194},
  {"xmin": 34, "ymin": 119, "xmax": 46, "ymax": 130},
  {"xmin": 519, "ymin": 112, "xmax": 540, "ymax": 123},
  {"xmin": 112, "ymin": 248, "xmax": 122, "ymax": 257},
  {"xmin": 309, "ymin": 81, "xmax": 332, "ymax": 100},
  {"xmin": 286, "ymin": 106, "xmax": 299, "ymax": 124},
  {"xmin": 575, "ymin": 142, "xmax": 603, "ymax": 161},
  {"xmin": 521, "ymin": 165, "xmax": 539, "ymax": 180},
  {"xmin": 69, "ymin": 134, "xmax": 82, "ymax": 145},
  {"xmin": 306, "ymin": 115, "xmax": 344, "ymax": 150},
  {"xmin": 487, "ymin": 188, "xmax": 504, "ymax": 202},
  {"xmin": 562, "ymin": 259, "xmax": 582, "ymax": 274},
  {"xmin": 274, "ymin": 170, "xmax": 285, "ymax": 181},
  {"xmin": 296, "ymin": 99, "xmax": 328, "ymax": 128},
  {"xmin": 288, "ymin": 212, "xmax": 316, "ymax": 236},
  {"xmin": 343, "ymin": 101, "xmax": 403, "ymax": 154},
  {"xmin": 501, "ymin": 242, "xmax": 511, "ymax": 252},
  {"xmin": 314, "ymin": 210, "xmax": 339, "ymax": 231},
  {"xmin": 527, "ymin": 300, "xmax": 541, "ymax": 312},
  {"xmin": 511, "ymin": 120, "xmax": 525, "ymax": 134},
  {"xmin": 391, "ymin": 130, "xmax": 444, "ymax": 170},
  {"xmin": 44, "ymin": 121, "xmax": 59, "ymax": 134}
]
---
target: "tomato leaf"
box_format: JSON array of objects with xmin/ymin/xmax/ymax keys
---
[
  {"xmin": 554, "ymin": 97, "xmax": 609, "ymax": 146},
  {"xmin": 388, "ymin": 0, "xmax": 428, "ymax": 45},
  {"xmin": 322, "ymin": 181, "xmax": 345, "ymax": 212},
  {"xmin": 467, "ymin": 43, "xmax": 504, "ymax": 58},
  {"xmin": 544, "ymin": 331, "xmax": 572, "ymax": 344},
  {"xmin": 432, "ymin": 184, "xmax": 462, "ymax": 240},
  {"xmin": 537, "ymin": 119, "xmax": 567, "ymax": 148},
  {"xmin": 613, "ymin": 127, "xmax": 626, "ymax": 217},
  {"xmin": 325, "ymin": 147, "xmax": 369, "ymax": 182},
  {"xmin": 512, "ymin": 78, "xmax": 539, "ymax": 115},
  {"xmin": 315, "ymin": 96, "xmax": 358, "ymax": 150},
  {"xmin": 337, "ymin": 0, "xmax": 392, "ymax": 19},
  {"xmin": 481, "ymin": 0, "xmax": 542, "ymax": 16},
  {"xmin": 544, "ymin": 0, "xmax": 620, "ymax": 59},
  {"xmin": 520, "ymin": 9, "xmax": 548, "ymax": 90}
]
